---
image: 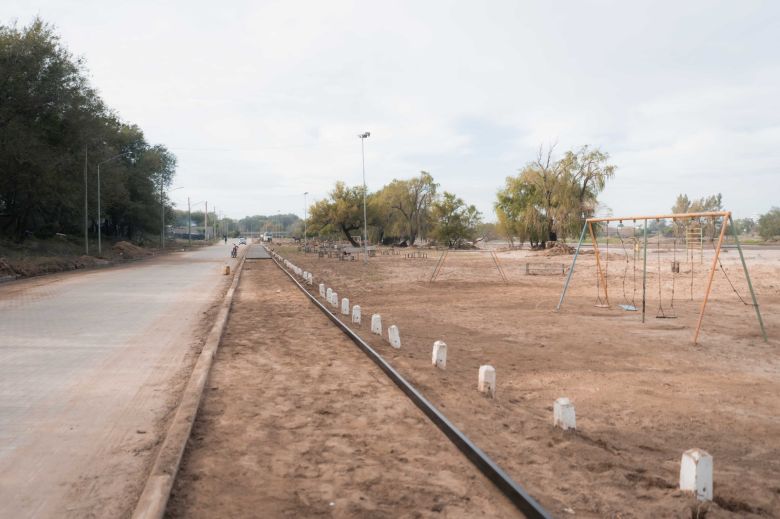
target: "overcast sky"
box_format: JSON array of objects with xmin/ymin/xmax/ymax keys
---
[{"xmin": 6, "ymin": 1, "xmax": 779, "ymax": 220}]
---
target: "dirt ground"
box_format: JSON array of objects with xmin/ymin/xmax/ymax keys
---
[
  {"xmin": 259, "ymin": 242, "xmax": 780, "ymax": 518},
  {"xmin": 167, "ymin": 259, "xmax": 520, "ymax": 518}
]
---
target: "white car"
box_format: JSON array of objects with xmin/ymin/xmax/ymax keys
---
[{"xmin": 238, "ymin": 237, "xmax": 247, "ymax": 245}]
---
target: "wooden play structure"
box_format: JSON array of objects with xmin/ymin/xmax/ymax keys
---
[
  {"xmin": 556, "ymin": 211, "xmax": 767, "ymax": 344},
  {"xmin": 429, "ymin": 249, "xmax": 508, "ymax": 283}
]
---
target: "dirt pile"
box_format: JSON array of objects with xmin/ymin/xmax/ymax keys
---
[
  {"xmin": 112, "ymin": 241, "xmax": 152, "ymax": 259},
  {"xmin": 544, "ymin": 242, "xmax": 575, "ymax": 255}
]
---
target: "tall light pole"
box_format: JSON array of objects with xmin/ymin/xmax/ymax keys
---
[
  {"xmin": 303, "ymin": 192, "xmax": 308, "ymax": 251},
  {"xmin": 358, "ymin": 131, "xmax": 370, "ymax": 263},
  {"xmin": 97, "ymin": 151, "xmax": 133, "ymax": 256}
]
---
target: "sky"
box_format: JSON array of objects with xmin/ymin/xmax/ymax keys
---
[{"xmin": 5, "ymin": 0, "xmax": 780, "ymax": 220}]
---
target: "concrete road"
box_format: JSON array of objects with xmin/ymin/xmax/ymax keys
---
[{"xmin": 0, "ymin": 242, "xmax": 239, "ymax": 518}]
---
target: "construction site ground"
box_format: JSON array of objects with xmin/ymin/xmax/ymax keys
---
[
  {"xmin": 244, "ymin": 242, "xmax": 780, "ymax": 518},
  {"xmin": 167, "ymin": 258, "xmax": 519, "ymax": 518}
]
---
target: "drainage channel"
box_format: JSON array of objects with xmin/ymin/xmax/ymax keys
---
[{"xmin": 267, "ymin": 251, "xmax": 551, "ymax": 519}]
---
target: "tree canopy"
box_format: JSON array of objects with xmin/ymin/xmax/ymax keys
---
[{"xmin": 0, "ymin": 18, "xmax": 176, "ymax": 243}]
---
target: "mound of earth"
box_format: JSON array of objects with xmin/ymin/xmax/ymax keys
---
[{"xmin": 112, "ymin": 241, "xmax": 152, "ymax": 259}]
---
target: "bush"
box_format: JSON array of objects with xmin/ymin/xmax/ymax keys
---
[{"xmin": 758, "ymin": 208, "xmax": 780, "ymax": 240}]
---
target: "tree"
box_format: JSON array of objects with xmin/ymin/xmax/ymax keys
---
[
  {"xmin": 307, "ymin": 182, "xmax": 369, "ymax": 246},
  {"xmin": 671, "ymin": 193, "xmax": 724, "ymax": 240},
  {"xmin": 494, "ymin": 144, "xmax": 615, "ymax": 247},
  {"xmin": 758, "ymin": 208, "xmax": 780, "ymax": 240},
  {"xmin": 376, "ymin": 171, "xmax": 438, "ymax": 245},
  {"xmin": 0, "ymin": 18, "xmax": 176, "ymax": 243},
  {"xmin": 733, "ymin": 217, "xmax": 756, "ymax": 235},
  {"xmin": 431, "ymin": 192, "xmax": 481, "ymax": 248}
]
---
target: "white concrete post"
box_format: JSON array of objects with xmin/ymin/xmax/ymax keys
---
[
  {"xmin": 432, "ymin": 340, "xmax": 447, "ymax": 369},
  {"xmin": 553, "ymin": 397, "xmax": 576, "ymax": 430},
  {"xmin": 478, "ymin": 365, "xmax": 496, "ymax": 398},
  {"xmin": 371, "ymin": 314, "xmax": 382, "ymax": 335},
  {"xmin": 319, "ymin": 283, "xmax": 325, "ymax": 297},
  {"xmin": 341, "ymin": 297, "xmax": 350, "ymax": 315},
  {"xmin": 352, "ymin": 305, "xmax": 361, "ymax": 325},
  {"xmin": 331, "ymin": 291, "xmax": 338, "ymax": 308},
  {"xmin": 388, "ymin": 325, "xmax": 401, "ymax": 348},
  {"xmin": 680, "ymin": 449, "xmax": 713, "ymax": 501},
  {"xmin": 326, "ymin": 287, "xmax": 332, "ymax": 301}
]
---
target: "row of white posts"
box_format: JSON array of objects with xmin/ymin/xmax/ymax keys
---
[{"xmin": 276, "ymin": 250, "xmax": 713, "ymax": 504}]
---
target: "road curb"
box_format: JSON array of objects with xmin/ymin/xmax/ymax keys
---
[{"xmin": 131, "ymin": 252, "xmax": 247, "ymax": 519}]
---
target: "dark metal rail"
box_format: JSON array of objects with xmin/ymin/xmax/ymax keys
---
[{"xmin": 266, "ymin": 250, "xmax": 551, "ymax": 519}]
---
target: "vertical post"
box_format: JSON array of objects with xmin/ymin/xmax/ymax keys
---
[
  {"xmin": 589, "ymin": 222, "xmax": 609, "ymax": 306},
  {"xmin": 556, "ymin": 221, "xmax": 588, "ymax": 311},
  {"xmin": 160, "ymin": 179, "xmax": 165, "ymax": 249},
  {"xmin": 642, "ymin": 219, "xmax": 648, "ymax": 323},
  {"xmin": 84, "ymin": 145, "xmax": 89, "ymax": 255},
  {"xmin": 728, "ymin": 215, "xmax": 767, "ymax": 342},
  {"xmin": 97, "ymin": 163, "xmax": 102, "ymax": 256},
  {"xmin": 693, "ymin": 215, "xmax": 728, "ymax": 344},
  {"xmin": 205, "ymin": 201, "xmax": 208, "ymax": 241},
  {"xmin": 188, "ymin": 197, "xmax": 192, "ymax": 248},
  {"xmin": 361, "ymin": 136, "xmax": 368, "ymax": 263},
  {"xmin": 304, "ymin": 192, "xmax": 308, "ymax": 250}
]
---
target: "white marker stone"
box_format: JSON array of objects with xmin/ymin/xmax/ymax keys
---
[
  {"xmin": 553, "ymin": 397, "xmax": 576, "ymax": 431},
  {"xmin": 330, "ymin": 291, "xmax": 338, "ymax": 307},
  {"xmin": 680, "ymin": 449, "xmax": 713, "ymax": 501},
  {"xmin": 352, "ymin": 305, "xmax": 361, "ymax": 325},
  {"xmin": 478, "ymin": 365, "xmax": 496, "ymax": 398},
  {"xmin": 388, "ymin": 325, "xmax": 401, "ymax": 348},
  {"xmin": 341, "ymin": 297, "xmax": 350, "ymax": 315},
  {"xmin": 432, "ymin": 340, "xmax": 447, "ymax": 369},
  {"xmin": 326, "ymin": 287, "xmax": 333, "ymax": 301},
  {"xmin": 307, "ymin": 273, "xmax": 313, "ymax": 285},
  {"xmin": 371, "ymin": 314, "xmax": 382, "ymax": 335},
  {"xmin": 319, "ymin": 283, "xmax": 325, "ymax": 297}
]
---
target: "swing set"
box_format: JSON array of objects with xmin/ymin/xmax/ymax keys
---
[{"xmin": 556, "ymin": 211, "xmax": 767, "ymax": 345}]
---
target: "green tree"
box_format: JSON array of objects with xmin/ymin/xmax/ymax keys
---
[
  {"xmin": 758, "ymin": 208, "xmax": 780, "ymax": 240},
  {"xmin": 375, "ymin": 171, "xmax": 438, "ymax": 245},
  {"xmin": 431, "ymin": 192, "xmax": 481, "ymax": 248},
  {"xmin": 307, "ymin": 182, "xmax": 369, "ymax": 246}
]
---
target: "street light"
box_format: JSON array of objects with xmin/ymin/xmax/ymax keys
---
[
  {"xmin": 97, "ymin": 151, "xmax": 134, "ymax": 256},
  {"xmin": 303, "ymin": 192, "xmax": 308, "ymax": 251},
  {"xmin": 358, "ymin": 131, "xmax": 370, "ymax": 263}
]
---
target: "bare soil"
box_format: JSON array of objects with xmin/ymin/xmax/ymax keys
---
[
  {"xmin": 260, "ymin": 242, "xmax": 780, "ymax": 518},
  {"xmin": 167, "ymin": 259, "xmax": 519, "ymax": 518}
]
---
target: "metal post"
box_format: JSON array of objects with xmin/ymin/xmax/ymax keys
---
[
  {"xmin": 359, "ymin": 132, "xmax": 370, "ymax": 263},
  {"xmin": 97, "ymin": 163, "xmax": 102, "ymax": 256},
  {"xmin": 205, "ymin": 201, "xmax": 208, "ymax": 241},
  {"xmin": 642, "ymin": 219, "xmax": 648, "ymax": 322},
  {"xmin": 693, "ymin": 215, "xmax": 729, "ymax": 344},
  {"xmin": 84, "ymin": 145, "xmax": 89, "ymax": 255},
  {"xmin": 589, "ymin": 222, "xmax": 609, "ymax": 306},
  {"xmin": 188, "ymin": 197, "xmax": 192, "ymax": 247},
  {"xmin": 304, "ymin": 191, "xmax": 308, "ymax": 251},
  {"xmin": 160, "ymin": 179, "xmax": 165, "ymax": 249},
  {"xmin": 728, "ymin": 215, "xmax": 767, "ymax": 342},
  {"xmin": 556, "ymin": 222, "xmax": 588, "ymax": 311}
]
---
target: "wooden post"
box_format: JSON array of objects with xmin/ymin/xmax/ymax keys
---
[
  {"xmin": 693, "ymin": 215, "xmax": 729, "ymax": 344},
  {"xmin": 589, "ymin": 222, "xmax": 609, "ymax": 306}
]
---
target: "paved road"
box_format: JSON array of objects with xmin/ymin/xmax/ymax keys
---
[{"xmin": 0, "ymin": 242, "xmax": 239, "ymax": 518}]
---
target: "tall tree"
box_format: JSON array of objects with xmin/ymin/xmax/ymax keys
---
[
  {"xmin": 431, "ymin": 192, "xmax": 481, "ymax": 248},
  {"xmin": 307, "ymin": 182, "xmax": 369, "ymax": 246}
]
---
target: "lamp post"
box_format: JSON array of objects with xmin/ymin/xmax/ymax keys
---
[
  {"xmin": 358, "ymin": 131, "xmax": 370, "ymax": 263},
  {"xmin": 97, "ymin": 151, "xmax": 133, "ymax": 256},
  {"xmin": 303, "ymin": 192, "xmax": 308, "ymax": 250}
]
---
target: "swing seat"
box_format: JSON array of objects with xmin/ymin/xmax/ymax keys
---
[
  {"xmin": 619, "ymin": 304, "xmax": 637, "ymax": 311},
  {"xmin": 594, "ymin": 303, "xmax": 610, "ymax": 308}
]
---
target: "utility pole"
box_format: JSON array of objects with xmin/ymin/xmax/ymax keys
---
[
  {"xmin": 160, "ymin": 177, "xmax": 165, "ymax": 249},
  {"xmin": 304, "ymin": 192, "xmax": 308, "ymax": 250},
  {"xmin": 205, "ymin": 201, "xmax": 208, "ymax": 241},
  {"xmin": 84, "ymin": 145, "xmax": 89, "ymax": 255},
  {"xmin": 358, "ymin": 131, "xmax": 370, "ymax": 263},
  {"xmin": 188, "ymin": 196, "xmax": 192, "ymax": 248}
]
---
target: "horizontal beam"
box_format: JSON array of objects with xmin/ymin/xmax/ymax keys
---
[{"xmin": 588, "ymin": 211, "xmax": 730, "ymax": 223}]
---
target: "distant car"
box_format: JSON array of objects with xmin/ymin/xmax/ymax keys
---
[{"xmin": 238, "ymin": 237, "xmax": 247, "ymax": 245}]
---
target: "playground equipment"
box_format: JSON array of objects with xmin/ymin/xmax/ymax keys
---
[
  {"xmin": 556, "ymin": 211, "xmax": 766, "ymax": 344},
  {"xmin": 430, "ymin": 249, "xmax": 508, "ymax": 283}
]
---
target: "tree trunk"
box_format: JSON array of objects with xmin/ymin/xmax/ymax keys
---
[{"xmin": 341, "ymin": 224, "xmax": 360, "ymax": 247}]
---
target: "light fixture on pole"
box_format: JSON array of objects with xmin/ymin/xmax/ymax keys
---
[
  {"xmin": 303, "ymin": 191, "xmax": 308, "ymax": 251},
  {"xmin": 96, "ymin": 151, "xmax": 134, "ymax": 256},
  {"xmin": 358, "ymin": 131, "xmax": 370, "ymax": 263}
]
